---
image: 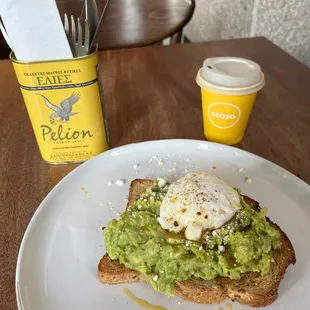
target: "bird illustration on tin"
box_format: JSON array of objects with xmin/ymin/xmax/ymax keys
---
[{"xmin": 35, "ymin": 92, "xmax": 81, "ymax": 122}]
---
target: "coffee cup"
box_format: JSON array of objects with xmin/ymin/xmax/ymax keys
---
[{"xmin": 196, "ymin": 57, "xmax": 265, "ymax": 145}]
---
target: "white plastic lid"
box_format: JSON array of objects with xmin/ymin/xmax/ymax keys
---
[{"xmin": 196, "ymin": 57, "xmax": 265, "ymax": 95}]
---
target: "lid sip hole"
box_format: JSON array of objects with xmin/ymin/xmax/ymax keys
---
[{"xmin": 207, "ymin": 65, "xmax": 213, "ymax": 69}]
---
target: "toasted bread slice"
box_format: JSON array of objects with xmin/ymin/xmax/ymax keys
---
[{"xmin": 98, "ymin": 179, "xmax": 296, "ymax": 307}]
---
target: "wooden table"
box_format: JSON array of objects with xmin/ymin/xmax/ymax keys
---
[{"xmin": 0, "ymin": 37, "xmax": 310, "ymax": 309}]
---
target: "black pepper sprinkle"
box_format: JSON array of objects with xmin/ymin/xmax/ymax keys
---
[
  {"xmin": 102, "ymin": 226, "xmax": 106, "ymax": 231},
  {"xmin": 174, "ymin": 221, "xmax": 179, "ymax": 227},
  {"xmin": 196, "ymin": 212, "xmax": 202, "ymax": 215},
  {"xmin": 204, "ymin": 215, "xmax": 208, "ymax": 219}
]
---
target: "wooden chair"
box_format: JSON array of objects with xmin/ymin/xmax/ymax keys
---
[
  {"xmin": 0, "ymin": 0, "xmax": 195, "ymax": 58},
  {"xmin": 92, "ymin": 0, "xmax": 196, "ymax": 49}
]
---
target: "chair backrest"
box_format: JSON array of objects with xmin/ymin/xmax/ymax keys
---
[
  {"xmin": 0, "ymin": 0, "xmax": 195, "ymax": 59},
  {"xmin": 94, "ymin": 0, "xmax": 196, "ymax": 49}
]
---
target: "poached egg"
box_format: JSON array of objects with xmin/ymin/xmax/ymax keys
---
[{"xmin": 157, "ymin": 173, "xmax": 241, "ymax": 241}]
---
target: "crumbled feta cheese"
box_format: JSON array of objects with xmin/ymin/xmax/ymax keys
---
[
  {"xmin": 116, "ymin": 179, "xmax": 125, "ymax": 186},
  {"xmin": 244, "ymin": 177, "xmax": 252, "ymax": 184},
  {"xmin": 218, "ymin": 245, "xmax": 226, "ymax": 252},
  {"xmin": 158, "ymin": 177, "xmax": 167, "ymax": 188},
  {"xmin": 158, "ymin": 158, "xmax": 164, "ymax": 166}
]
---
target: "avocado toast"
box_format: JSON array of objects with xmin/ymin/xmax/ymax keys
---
[{"xmin": 98, "ymin": 176, "xmax": 296, "ymax": 307}]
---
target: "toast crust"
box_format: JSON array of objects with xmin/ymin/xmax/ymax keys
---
[{"xmin": 98, "ymin": 179, "xmax": 296, "ymax": 307}]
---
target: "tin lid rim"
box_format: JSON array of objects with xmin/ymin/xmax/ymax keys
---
[{"xmin": 10, "ymin": 45, "xmax": 98, "ymax": 65}]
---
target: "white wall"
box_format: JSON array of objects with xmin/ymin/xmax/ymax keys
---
[{"xmin": 184, "ymin": 0, "xmax": 310, "ymax": 67}]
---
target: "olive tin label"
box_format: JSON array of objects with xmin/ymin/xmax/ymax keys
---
[{"xmin": 11, "ymin": 49, "xmax": 109, "ymax": 164}]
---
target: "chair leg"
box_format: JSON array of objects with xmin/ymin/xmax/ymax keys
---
[{"xmin": 171, "ymin": 30, "xmax": 183, "ymax": 44}]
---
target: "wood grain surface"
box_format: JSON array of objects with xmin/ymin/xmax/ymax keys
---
[{"xmin": 0, "ymin": 37, "xmax": 310, "ymax": 309}]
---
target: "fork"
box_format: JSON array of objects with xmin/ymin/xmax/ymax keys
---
[
  {"xmin": 64, "ymin": 14, "xmax": 75, "ymax": 56},
  {"xmin": 64, "ymin": 14, "xmax": 90, "ymax": 57}
]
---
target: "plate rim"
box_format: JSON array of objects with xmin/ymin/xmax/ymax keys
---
[{"xmin": 15, "ymin": 138, "xmax": 310, "ymax": 309}]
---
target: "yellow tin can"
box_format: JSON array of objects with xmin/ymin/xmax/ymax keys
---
[
  {"xmin": 10, "ymin": 49, "xmax": 109, "ymax": 164},
  {"xmin": 196, "ymin": 57, "xmax": 265, "ymax": 145}
]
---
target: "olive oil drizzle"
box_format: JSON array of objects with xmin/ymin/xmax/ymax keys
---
[{"xmin": 123, "ymin": 288, "xmax": 167, "ymax": 310}]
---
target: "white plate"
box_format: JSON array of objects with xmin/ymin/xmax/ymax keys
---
[{"xmin": 16, "ymin": 139, "xmax": 310, "ymax": 310}]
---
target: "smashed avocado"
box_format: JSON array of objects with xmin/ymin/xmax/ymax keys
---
[{"xmin": 103, "ymin": 181, "xmax": 281, "ymax": 297}]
